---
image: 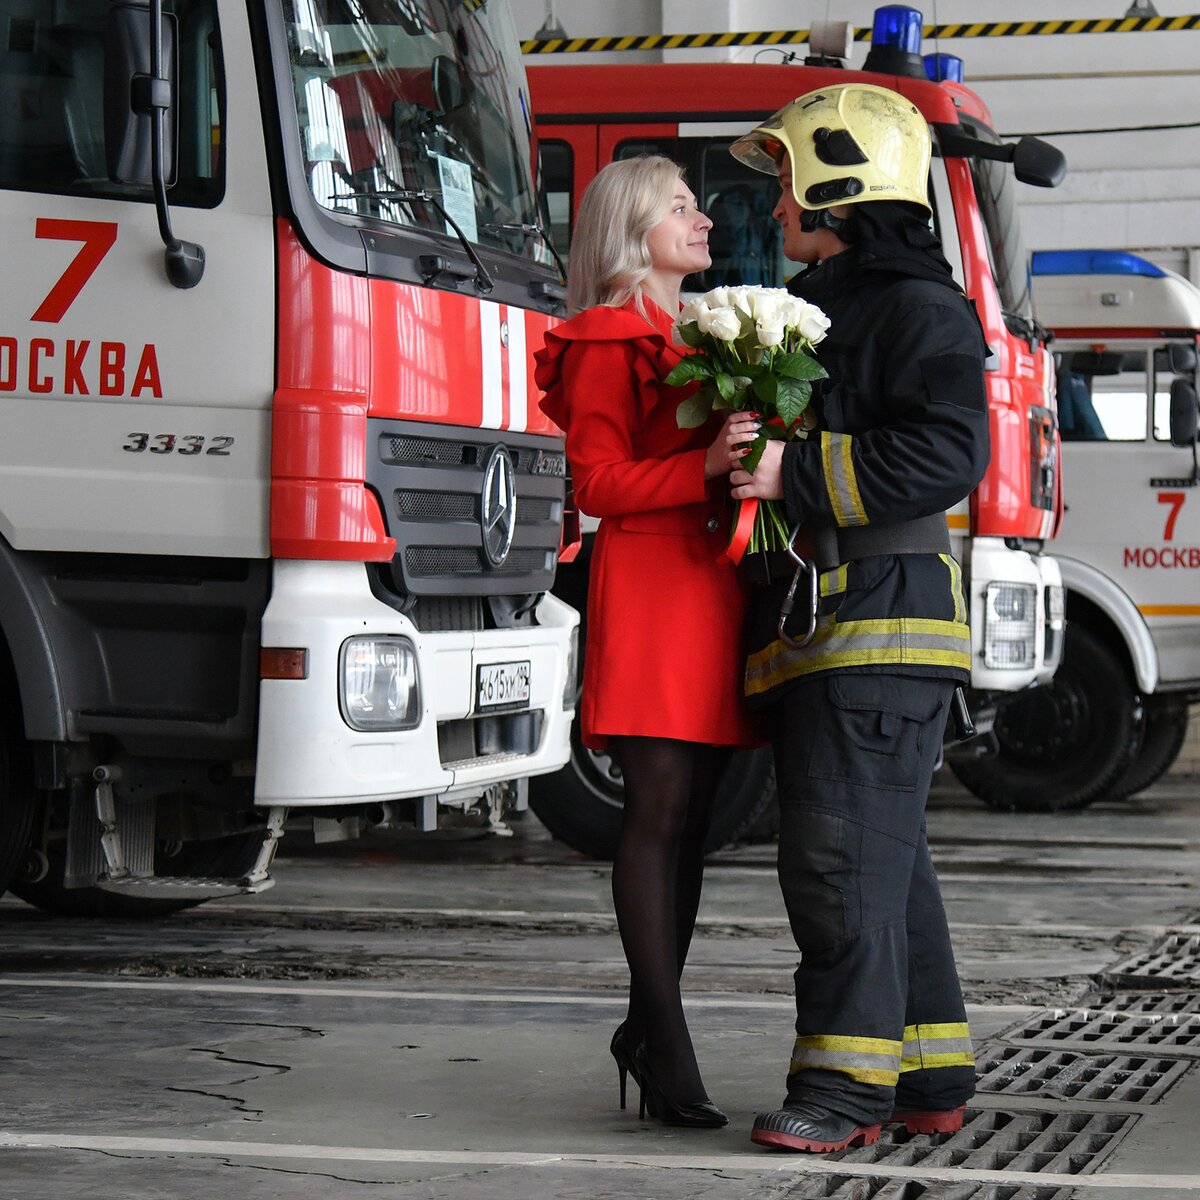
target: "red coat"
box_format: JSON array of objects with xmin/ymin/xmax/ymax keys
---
[{"xmin": 535, "ymin": 299, "xmax": 760, "ymax": 750}]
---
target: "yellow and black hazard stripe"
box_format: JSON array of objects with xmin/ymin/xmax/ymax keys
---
[
  {"xmin": 523, "ymin": 15, "xmax": 1200, "ymax": 55},
  {"xmin": 899, "ymin": 1022, "xmax": 975, "ymax": 1073},
  {"xmin": 790, "ymin": 1033, "xmax": 903, "ymax": 1087}
]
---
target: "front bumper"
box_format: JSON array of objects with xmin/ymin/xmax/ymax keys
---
[{"xmin": 254, "ymin": 560, "xmax": 577, "ymax": 808}]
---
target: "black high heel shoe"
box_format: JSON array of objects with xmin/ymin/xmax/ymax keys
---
[
  {"xmin": 633, "ymin": 1044, "xmax": 728, "ymax": 1128},
  {"xmin": 610, "ymin": 1022, "xmax": 641, "ymax": 1111}
]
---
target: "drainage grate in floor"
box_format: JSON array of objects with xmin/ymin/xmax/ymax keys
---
[
  {"xmin": 1103, "ymin": 933, "xmax": 1200, "ymax": 988},
  {"xmin": 1004, "ymin": 1007, "xmax": 1200, "ymax": 1056},
  {"xmin": 975, "ymin": 1044, "xmax": 1189, "ymax": 1103},
  {"xmin": 1079, "ymin": 991, "xmax": 1200, "ymax": 1017},
  {"xmin": 784, "ymin": 1177, "xmax": 1072, "ymax": 1199},
  {"xmin": 827, "ymin": 1109, "xmax": 1135, "ymax": 1175}
]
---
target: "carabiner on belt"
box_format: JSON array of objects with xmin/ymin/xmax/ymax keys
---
[{"xmin": 777, "ymin": 524, "xmax": 819, "ymax": 649}]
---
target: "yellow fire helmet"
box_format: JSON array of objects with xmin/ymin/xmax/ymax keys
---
[{"xmin": 730, "ymin": 83, "xmax": 932, "ymax": 213}]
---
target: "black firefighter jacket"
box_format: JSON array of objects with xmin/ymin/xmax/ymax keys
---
[{"xmin": 744, "ymin": 244, "xmax": 991, "ymax": 707}]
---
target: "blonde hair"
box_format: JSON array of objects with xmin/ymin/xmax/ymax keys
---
[{"xmin": 567, "ymin": 155, "xmax": 683, "ymax": 316}]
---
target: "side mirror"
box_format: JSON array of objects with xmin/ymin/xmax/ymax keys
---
[
  {"xmin": 104, "ymin": 2, "xmax": 177, "ymax": 186},
  {"xmin": 1169, "ymin": 377, "xmax": 1200, "ymax": 448},
  {"xmin": 431, "ymin": 55, "xmax": 467, "ymax": 115},
  {"xmin": 1012, "ymin": 136, "xmax": 1067, "ymax": 189},
  {"xmin": 1168, "ymin": 343, "xmax": 1198, "ymax": 374}
]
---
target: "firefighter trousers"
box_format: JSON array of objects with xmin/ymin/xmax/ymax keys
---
[{"xmin": 767, "ymin": 671, "xmax": 975, "ymax": 1126}]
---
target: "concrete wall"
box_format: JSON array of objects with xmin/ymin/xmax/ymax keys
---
[{"xmin": 514, "ymin": 1, "xmax": 1200, "ymax": 279}]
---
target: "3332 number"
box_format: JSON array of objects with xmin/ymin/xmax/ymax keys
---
[{"xmin": 123, "ymin": 433, "xmax": 235, "ymax": 456}]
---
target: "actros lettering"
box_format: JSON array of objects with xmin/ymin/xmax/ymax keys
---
[
  {"xmin": 1124, "ymin": 546, "xmax": 1200, "ymax": 569},
  {"xmin": 0, "ymin": 337, "xmax": 162, "ymax": 399}
]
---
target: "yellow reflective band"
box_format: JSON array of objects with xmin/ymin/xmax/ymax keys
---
[
  {"xmin": 940, "ymin": 554, "xmax": 966, "ymax": 624},
  {"xmin": 745, "ymin": 617, "xmax": 971, "ymax": 695},
  {"xmin": 898, "ymin": 1022, "xmax": 975, "ymax": 1073},
  {"xmin": 821, "ymin": 433, "xmax": 868, "ymax": 528},
  {"xmin": 795, "ymin": 1034, "xmax": 903, "ymax": 1055},
  {"xmin": 819, "ymin": 564, "xmax": 848, "ymax": 599},
  {"xmin": 903, "ymin": 1022, "xmax": 971, "ymax": 1043},
  {"xmin": 899, "ymin": 1051, "xmax": 976, "ymax": 1072},
  {"xmin": 790, "ymin": 1034, "xmax": 902, "ymax": 1087}
]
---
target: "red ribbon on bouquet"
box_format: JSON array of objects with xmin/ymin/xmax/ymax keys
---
[{"xmin": 721, "ymin": 498, "xmax": 757, "ymax": 565}]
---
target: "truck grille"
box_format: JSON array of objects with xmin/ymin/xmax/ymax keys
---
[{"xmin": 366, "ymin": 419, "xmax": 566, "ymax": 599}]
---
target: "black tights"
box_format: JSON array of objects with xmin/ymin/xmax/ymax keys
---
[{"xmin": 610, "ymin": 736, "xmax": 730, "ymax": 1102}]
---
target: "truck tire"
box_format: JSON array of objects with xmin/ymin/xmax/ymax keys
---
[
  {"xmin": 1110, "ymin": 698, "xmax": 1191, "ymax": 799},
  {"xmin": 10, "ymin": 831, "xmax": 267, "ymax": 918},
  {"xmin": 949, "ymin": 624, "xmax": 1137, "ymax": 812},
  {"xmin": 530, "ymin": 736, "xmax": 775, "ymax": 861},
  {"xmin": 0, "ymin": 723, "xmax": 35, "ymax": 899}
]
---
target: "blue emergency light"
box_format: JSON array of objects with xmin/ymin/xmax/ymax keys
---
[
  {"xmin": 871, "ymin": 6, "xmax": 924, "ymax": 53},
  {"xmin": 924, "ymin": 53, "xmax": 964, "ymax": 83},
  {"xmin": 1030, "ymin": 250, "xmax": 1166, "ymax": 278},
  {"xmin": 864, "ymin": 6, "xmax": 928, "ymax": 77}
]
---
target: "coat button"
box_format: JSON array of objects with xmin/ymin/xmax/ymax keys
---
[{"xmin": 706, "ymin": 516, "xmax": 719, "ymax": 532}]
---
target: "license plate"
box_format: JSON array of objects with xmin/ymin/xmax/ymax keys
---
[{"xmin": 476, "ymin": 660, "xmax": 531, "ymax": 711}]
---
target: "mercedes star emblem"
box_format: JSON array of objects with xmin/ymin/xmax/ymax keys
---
[{"xmin": 480, "ymin": 444, "xmax": 517, "ymax": 566}]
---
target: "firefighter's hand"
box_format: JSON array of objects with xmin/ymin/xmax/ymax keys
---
[
  {"xmin": 731, "ymin": 438, "xmax": 785, "ymax": 500},
  {"xmin": 704, "ymin": 412, "xmax": 761, "ymax": 479}
]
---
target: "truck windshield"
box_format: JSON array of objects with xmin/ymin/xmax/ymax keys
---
[
  {"xmin": 958, "ymin": 116, "xmax": 1035, "ymax": 330},
  {"xmin": 281, "ymin": 0, "xmax": 550, "ymax": 267}
]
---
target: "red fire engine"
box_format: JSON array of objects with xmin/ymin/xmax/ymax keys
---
[
  {"xmin": 525, "ymin": 6, "xmax": 1068, "ymax": 851},
  {"xmin": 0, "ymin": 0, "xmax": 578, "ymax": 912}
]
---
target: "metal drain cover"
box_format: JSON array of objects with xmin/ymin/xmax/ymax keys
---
[
  {"xmin": 823, "ymin": 1109, "xmax": 1136, "ymax": 1175},
  {"xmin": 975, "ymin": 1044, "xmax": 1189, "ymax": 1103},
  {"xmin": 1004, "ymin": 1007, "xmax": 1200, "ymax": 1057},
  {"xmin": 782, "ymin": 1177, "xmax": 1072, "ymax": 1199},
  {"xmin": 1104, "ymin": 933, "xmax": 1200, "ymax": 988},
  {"xmin": 1079, "ymin": 991, "xmax": 1200, "ymax": 1017}
]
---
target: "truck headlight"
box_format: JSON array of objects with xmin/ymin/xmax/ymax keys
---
[
  {"xmin": 339, "ymin": 637, "xmax": 421, "ymax": 730},
  {"xmin": 983, "ymin": 582, "xmax": 1037, "ymax": 669}
]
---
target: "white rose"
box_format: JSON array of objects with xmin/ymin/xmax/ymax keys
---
[
  {"xmin": 790, "ymin": 299, "xmax": 831, "ymax": 344},
  {"xmin": 729, "ymin": 286, "xmax": 755, "ymax": 316},
  {"xmin": 698, "ymin": 305, "xmax": 742, "ymax": 342},
  {"xmin": 752, "ymin": 291, "xmax": 790, "ymax": 347},
  {"xmin": 678, "ymin": 297, "xmax": 709, "ymax": 326},
  {"xmin": 703, "ymin": 286, "xmax": 733, "ymax": 310}
]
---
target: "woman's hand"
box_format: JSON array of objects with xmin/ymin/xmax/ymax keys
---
[
  {"xmin": 704, "ymin": 412, "xmax": 761, "ymax": 480},
  {"xmin": 731, "ymin": 438, "xmax": 785, "ymax": 500}
]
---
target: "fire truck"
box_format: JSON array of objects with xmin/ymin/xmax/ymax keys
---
[
  {"xmin": 955, "ymin": 249, "xmax": 1199, "ymax": 810},
  {"xmin": 524, "ymin": 5, "xmax": 1067, "ymax": 853},
  {"xmin": 0, "ymin": 0, "xmax": 579, "ymax": 914}
]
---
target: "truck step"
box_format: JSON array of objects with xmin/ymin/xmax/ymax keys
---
[{"xmin": 95, "ymin": 875, "xmax": 275, "ymax": 900}]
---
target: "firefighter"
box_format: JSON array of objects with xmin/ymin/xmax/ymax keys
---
[{"xmin": 725, "ymin": 84, "xmax": 986, "ymax": 1152}]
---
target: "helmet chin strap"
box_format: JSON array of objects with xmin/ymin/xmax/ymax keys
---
[{"xmin": 799, "ymin": 207, "xmax": 851, "ymax": 236}]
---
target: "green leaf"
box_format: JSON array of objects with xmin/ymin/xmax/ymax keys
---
[
  {"xmin": 774, "ymin": 377, "xmax": 812, "ymax": 428},
  {"xmin": 676, "ymin": 391, "xmax": 714, "ymax": 429},
  {"xmin": 774, "ymin": 351, "xmax": 829, "ymax": 382},
  {"xmin": 742, "ymin": 430, "xmax": 768, "ymax": 473},
  {"xmin": 752, "ymin": 373, "xmax": 778, "ymax": 409},
  {"xmin": 664, "ymin": 357, "xmax": 714, "ymax": 387},
  {"xmin": 715, "ymin": 372, "xmax": 737, "ymax": 402},
  {"xmin": 676, "ymin": 321, "xmax": 705, "ymax": 349}
]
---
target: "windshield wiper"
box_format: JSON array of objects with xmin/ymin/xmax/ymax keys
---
[
  {"xmin": 484, "ymin": 219, "xmax": 568, "ymax": 285},
  {"xmin": 342, "ymin": 186, "xmax": 494, "ymax": 293}
]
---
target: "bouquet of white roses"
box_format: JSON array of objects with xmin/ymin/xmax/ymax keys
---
[{"xmin": 665, "ymin": 285, "xmax": 831, "ymax": 558}]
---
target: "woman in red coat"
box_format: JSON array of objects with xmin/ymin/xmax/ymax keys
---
[{"xmin": 535, "ymin": 156, "xmax": 758, "ymax": 1128}]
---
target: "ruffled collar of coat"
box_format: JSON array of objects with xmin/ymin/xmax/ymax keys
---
[{"xmin": 535, "ymin": 296, "xmax": 683, "ymax": 429}]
